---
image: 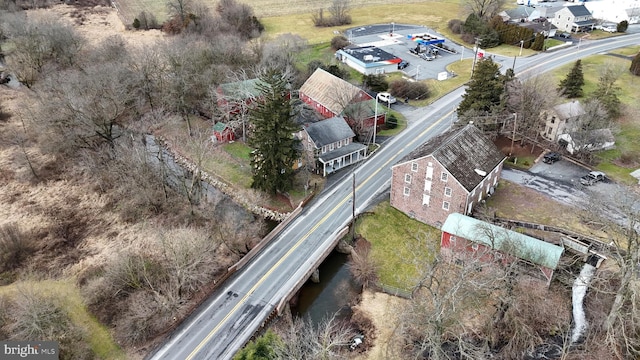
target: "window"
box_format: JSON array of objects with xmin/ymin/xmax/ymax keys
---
[
  {"xmin": 426, "ymin": 166, "xmax": 433, "ymax": 180},
  {"xmin": 330, "ymin": 143, "xmax": 334, "ymax": 151},
  {"xmin": 424, "ymin": 180, "xmax": 432, "ymax": 192},
  {"xmin": 493, "ymin": 177, "xmax": 498, "ymax": 186},
  {"xmin": 441, "ymin": 172, "xmax": 448, "ymax": 182},
  {"xmin": 551, "ymin": 116, "xmax": 556, "ymax": 124},
  {"xmin": 444, "ymin": 187, "xmax": 452, "ymax": 197},
  {"xmin": 547, "ymin": 127, "xmax": 552, "ymax": 135},
  {"xmin": 411, "ymin": 162, "xmax": 418, "ymax": 172},
  {"xmin": 403, "ymin": 187, "xmax": 410, "ymax": 196},
  {"xmin": 442, "ymin": 201, "xmax": 450, "ymax": 210},
  {"xmin": 422, "ymin": 194, "xmax": 430, "ymax": 206},
  {"xmin": 337, "ymin": 140, "xmax": 342, "ymax": 148},
  {"xmin": 478, "ymin": 192, "xmax": 482, "ymax": 202},
  {"xmin": 405, "ymin": 174, "xmax": 412, "ymax": 183},
  {"xmin": 322, "ymin": 146, "xmax": 326, "ymax": 154}
]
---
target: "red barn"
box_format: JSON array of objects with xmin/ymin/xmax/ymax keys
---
[{"xmin": 441, "ymin": 213, "xmax": 564, "ymax": 285}]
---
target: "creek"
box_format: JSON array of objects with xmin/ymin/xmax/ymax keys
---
[{"xmin": 293, "ymin": 251, "xmax": 360, "ymax": 325}]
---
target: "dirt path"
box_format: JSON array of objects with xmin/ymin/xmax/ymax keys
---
[{"xmin": 353, "ymin": 290, "xmax": 408, "ymax": 360}]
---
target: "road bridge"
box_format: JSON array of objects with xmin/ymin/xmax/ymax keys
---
[{"xmin": 147, "ymin": 33, "xmax": 640, "ymax": 360}]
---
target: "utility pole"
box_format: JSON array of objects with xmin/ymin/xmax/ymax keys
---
[
  {"xmin": 471, "ymin": 37, "xmax": 482, "ymax": 79},
  {"xmin": 509, "ymin": 113, "xmax": 517, "ymax": 156},
  {"xmin": 351, "ymin": 172, "xmax": 356, "ymax": 241}
]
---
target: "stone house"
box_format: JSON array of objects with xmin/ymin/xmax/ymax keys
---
[
  {"xmin": 540, "ymin": 100, "xmax": 585, "ymax": 142},
  {"xmin": 390, "ymin": 124, "xmax": 506, "ymax": 228},
  {"xmin": 296, "ymin": 116, "xmax": 367, "ymax": 176},
  {"xmin": 551, "ymin": 5, "xmax": 596, "ymax": 33},
  {"xmin": 440, "ymin": 213, "xmax": 564, "ymax": 285}
]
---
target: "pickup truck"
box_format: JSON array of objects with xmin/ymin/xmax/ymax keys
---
[{"xmin": 580, "ymin": 171, "xmax": 606, "ymax": 186}]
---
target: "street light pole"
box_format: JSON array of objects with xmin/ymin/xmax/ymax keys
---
[
  {"xmin": 373, "ymin": 93, "xmax": 380, "ymax": 146},
  {"xmin": 519, "ymin": 39, "xmax": 524, "ymax": 56}
]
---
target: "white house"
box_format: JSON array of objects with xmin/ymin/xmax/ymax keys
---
[
  {"xmin": 584, "ymin": 0, "xmax": 640, "ymax": 24},
  {"xmin": 552, "ymin": 5, "xmax": 597, "ymax": 32},
  {"xmin": 558, "ymin": 129, "xmax": 616, "ymax": 154}
]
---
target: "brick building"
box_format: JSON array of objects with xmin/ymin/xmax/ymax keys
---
[{"xmin": 390, "ymin": 124, "xmax": 506, "ymax": 228}]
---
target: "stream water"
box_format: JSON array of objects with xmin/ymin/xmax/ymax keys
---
[{"xmin": 293, "ymin": 251, "xmax": 360, "ymax": 325}]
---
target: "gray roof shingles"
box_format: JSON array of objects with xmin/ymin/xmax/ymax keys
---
[
  {"xmin": 304, "ymin": 116, "xmax": 355, "ymax": 148},
  {"xmin": 566, "ymin": 5, "xmax": 592, "ymax": 17},
  {"xmin": 400, "ymin": 124, "xmax": 506, "ymax": 192}
]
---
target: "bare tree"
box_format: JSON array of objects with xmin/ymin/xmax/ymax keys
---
[
  {"xmin": 348, "ymin": 241, "xmax": 378, "ymax": 289},
  {"xmin": 328, "ymin": 0, "xmax": 352, "ymax": 26},
  {"xmin": 464, "ymin": 0, "xmax": 507, "ymax": 20},
  {"xmin": 275, "ymin": 314, "xmax": 356, "ymax": 359},
  {"xmin": 504, "ymin": 74, "xmax": 558, "ymax": 148},
  {"xmin": 167, "ymin": 0, "xmax": 193, "ymax": 25},
  {"xmin": 2, "ymin": 11, "xmax": 84, "ymax": 87}
]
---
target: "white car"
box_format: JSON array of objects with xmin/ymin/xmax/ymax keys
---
[{"xmin": 377, "ymin": 92, "xmax": 397, "ymax": 104}]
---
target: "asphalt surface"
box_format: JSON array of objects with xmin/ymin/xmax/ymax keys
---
[{"xmin": 147, "ymin": 31, "xmax": 640, "ymax": 360}]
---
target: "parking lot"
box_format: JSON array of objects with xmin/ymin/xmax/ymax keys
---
[
  {"xmin": 344, "ymin": 23, "xmax": 468, "ymax": 81},
  {"xmin": 503, "ymin": 157, "xmax": 640, "ymax": 228}
]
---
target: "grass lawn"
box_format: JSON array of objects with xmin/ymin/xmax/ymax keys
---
[
  {"xmin": 548, "ymin": 48, "xmax": 640, "ymax": 182},
  {"xmin": 357, "ymin": 202, "xmax": 441, "ymax": 291},
  {"xmin": 0, "ymin": 280, "xmax": 125, "ymax": 360}
]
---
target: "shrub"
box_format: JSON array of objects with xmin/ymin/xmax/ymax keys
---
[
  {"xmin": 324, "ymin": 64, "xmax": 350, "ymax": 80},
  {"xmin": 389, "ymin": 79, "xmax": 430, "ymax": 100},
  {"xmin": 330, "ymin": 35, "xmax": 350, "ymax": 50},
  {"xmin": 448, "ymin": 19, "xmax": 464, "ymax": 34},
  {"xmin": 617, "ymin": 20, "xmax": 629, "ymax": 32},
  {"xmin": 363, "ymin": 74, "xmax": 389, "ymax": 93},
  {"xmin": 0, "ymin": 223, "xmax": 34, "ymax": 272},
  {"xmin": 132, "ymin": 18, "xmax": 140, "ymax": 29},
  {"xmin": 385, "ymin": 114, "xmax": 398, "ymax": 129},
  {"xmin": 630, "ymin": 52, "xmax": 640, "ymax": 76}
]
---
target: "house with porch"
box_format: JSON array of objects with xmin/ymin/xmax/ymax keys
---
[
  {"xmin": 390, "ymin": 124, "xmax": 506, "ymax": 228},
  {"xmin": 551, "ymin": 5, "xmax": 596, "ymax": 33},
  {"xmin": 540, "ymin": 100, "xmax": 585, "ymax": 142},
  {"xmin": 296, "ymin": 116, "xmax": 367, "ymax": 176},
  {"xmin": 440, "ymin": 213, "xmax": 564, "ymax": 285}
]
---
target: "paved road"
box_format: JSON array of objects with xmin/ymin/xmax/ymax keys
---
[{"xmin": 147, "ymin": 33, "xmax": 640, "ymax": 360}]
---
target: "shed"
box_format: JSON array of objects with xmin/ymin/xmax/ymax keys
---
[{"xmin": 213, "ymin": 122, "xmax": 235, "ymax": 143}]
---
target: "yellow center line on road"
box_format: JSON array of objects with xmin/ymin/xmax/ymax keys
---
[
  {"xmin": 188, "ymin": 95, "xmax": 453, "ymax": 359},
  {"xmin": 186, "ymin": 190, "xmax": 352, "ymax": 359}
]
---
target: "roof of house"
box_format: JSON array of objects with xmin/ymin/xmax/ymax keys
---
[
  {"xmin": 213, "ymin": 122, "xmax": 230, "ymax": 132},
  {"xmin": 553, "ymin": 100, "xmax": 585, "ymax": 119},
  {"xmin": 520, "ymin": 20, "xmax": 557, "ymax": 34},
  {"xmin": 442, "ymin": 213, "xmax": 564, "ymax": 270},
  {"xmin": 565, "ymin": 4, "xmax": 592, "ymax": 17},
  {"xmin": 531, "ymin": 5, "xmax": 564, "ymax": 18},
  {"xmin": 318, "ymin": 142, "xmax": 367, "ymax": 163},
  {"xmin": 299, "ymin": 68, "xmax": 368, "ymax": 115},
  {"xmin": 342, "ymin": 99, "xmax": 377, "ymax": 120},
  {"xmin": 398, "ymin": 124, "xmax": 506, "ymax": 192},
  {"xmin": 503, "ymin": 6, "xmax": 535, "ymax": 20},
  {"xmin": 567, "ymin": 128, "xmax": 615, "ymax": 145},
  {"xmin": 304, "ymin": 116, "xmax": 355, "ymax": 147},
  {"xmin": 218, "ymin": 78, "xmax": 264, "ymax": 99}
]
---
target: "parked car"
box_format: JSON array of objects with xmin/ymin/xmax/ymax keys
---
[
  {"xmin": 602, "ymin": 25, "xmax": 617, "ymax": 33},
  {"xmin": 377, "ymin": 92, "xmax": 397, "ymax": 104},
  {"xmin": 398, "ymin": 60, "xmax": 409, "ymax": 70},
  {"xmin": 558, "ymin": 32, "xmax": 571, "ymax": 39},
  {"xmin": 580, "ymin": 171, "xmax": 606, "ymax": 186},
  {"xmin": 543, "ymin": 152, "xmax": 561, "ymax": 164},
  {"xmin": 420, "ymin": 52, "xmax": 436, "ymax": 61}
]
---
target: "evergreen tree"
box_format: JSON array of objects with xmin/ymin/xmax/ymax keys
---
[
  {"xmin": 630, "ymin": 52, "xmax": 640, "ymax": 76},
  {"xmin": 531, "ymin": 33, "xmax": 544, "ymax": 51},
  {"xmin": 457, "ymin": 58, "xmax": 506, "ymax": 116},
  {"xmin": 558, "ymin": 60, "xmax": 585, "ymax": 98},
  {"xmin": 234, "ymin": 330, "xmax": 280, "ymax": 360},
  {"xmin": 617, "ymin": 20, "xmax": 629, "ymax": 33},
  {"xmin": 249, "ymin": 69, "xmax": 300, "ymax": 194},
  {"xmin": 590, "ymin": 66, "xmax": 622, "ymax": 119}
]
